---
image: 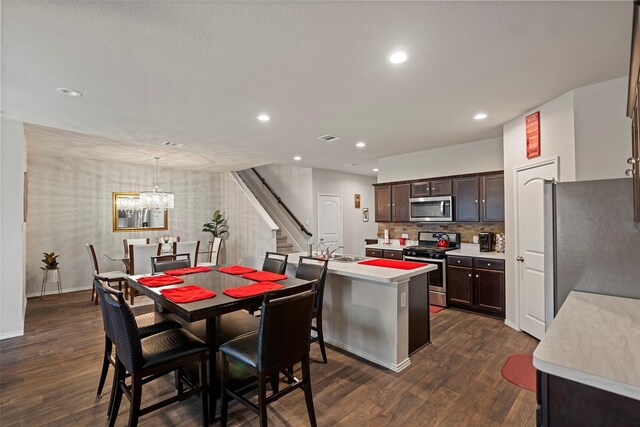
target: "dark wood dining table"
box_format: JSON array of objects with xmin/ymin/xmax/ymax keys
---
[{"xmin": 127, "ymin": 268, "xmax": 314, "ymax": 417}]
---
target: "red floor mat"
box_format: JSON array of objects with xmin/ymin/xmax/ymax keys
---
[{"xmin": 501, "ymin": 354, "xmax": 536, "ymax": 392}]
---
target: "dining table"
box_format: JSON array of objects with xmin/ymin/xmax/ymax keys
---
[{"xmin": 127, "ymin": 267, "xmax": 314, "ymax": 417}]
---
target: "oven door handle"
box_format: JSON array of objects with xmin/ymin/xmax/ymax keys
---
[{"xmin": 404, "ymin": 256, "xmax": 444, "ymax": 264}]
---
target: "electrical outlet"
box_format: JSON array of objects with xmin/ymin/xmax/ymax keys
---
[
  {"xmin": 402, "ymin": 233, "xmax": 409, "ymax": 239},
  {"xmin": 400, "ymin": 292, "xmax": 407, "ymax": 308}
]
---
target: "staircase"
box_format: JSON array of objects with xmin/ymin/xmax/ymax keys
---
[{"xmin": 276, "ymin": 230, "xmax": 295, "ymax": 254}]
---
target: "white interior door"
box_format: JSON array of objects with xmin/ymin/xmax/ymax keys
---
[
  {"xmin": 318, "ymin": 194, "xmax": 343, "ymax": 251},
  {"xmin": 516, "ymin": 159, "xmax": 557, "ymax": 340}
]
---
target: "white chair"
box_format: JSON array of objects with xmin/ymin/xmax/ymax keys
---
[
  {"xmin": 123, "ymin": 238, "xmax": 149, "ymax": 257},
  {"xmin": 173, "ymin": 241, "xmax": 200, "ymax": 267},
  {"xmin": 129, "ymin": 243, "xmax": 162, "ymax": 277},
  {"xmin": 85, "ymin": 243, "xmax": 129, "ymax": 305},
  {"xmin": 198, "ymin": 238, "xmax": 221, "ymax": 267}
]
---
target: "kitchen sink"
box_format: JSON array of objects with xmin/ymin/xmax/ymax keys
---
[{"xmin": 332, "ymin": 255, "xmax": 366, "ymax": 263}]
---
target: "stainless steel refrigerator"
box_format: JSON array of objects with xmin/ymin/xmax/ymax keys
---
[{"xmin": 543, "ymin": 178, "xmax": 640, "ymax": 329}]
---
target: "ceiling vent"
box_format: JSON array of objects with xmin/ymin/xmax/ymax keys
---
[{"xmin": 317, "ymin": 134, "xmax": 342, "ymax": 142}]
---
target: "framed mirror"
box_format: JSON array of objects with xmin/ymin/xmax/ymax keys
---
[{"xmin": 112, "ymin": 192, "xmax": 168, "ymax": 232}]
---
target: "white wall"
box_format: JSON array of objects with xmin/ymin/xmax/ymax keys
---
[
  {"xmin": 312, "ymin": 168, "xmax": 378, "ymax": 255},
  {"xmin": 25, "ymin": 153, "xmax": 275, "ymax": 295},
  {"xmin": 377, "ymin": 137, "xmax": 504, "ymax": 183},
  {"xmin": 1, "ymin": 118, "xmax": 27, "ymax": 339},
  {"xmin": 574, "ymin": 77, "xmax": 632, "ymax": 181}
]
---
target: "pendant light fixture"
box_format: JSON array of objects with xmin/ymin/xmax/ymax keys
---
[{"xmin": 140, "ymin": 157, "xmax": 174, "ymax": 210}]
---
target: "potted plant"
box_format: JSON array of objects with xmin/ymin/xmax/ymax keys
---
[
  {"xmin": 42, "ymin": 252, "xmax": 60, "ymax": 269},
  {"xmin": 203, "ymin": 210, "xmax": 228, "ymax": 264}
]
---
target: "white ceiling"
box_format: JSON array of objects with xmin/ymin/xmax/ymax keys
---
[{"xmin": 1, "ymin": 1, "xmax": 633, "ymax": 176}]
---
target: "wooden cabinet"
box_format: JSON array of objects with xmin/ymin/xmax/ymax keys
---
[
  {"xmin": 447, "ymin": 256, "xmax": 505, "ymax": 318},
  {"xmin": 391, "ymin": 183, "xmax": 411, "ymax": 222},
  {"xmin": 411, "ymin": 179, "xmax": 452, "ymax": 197},
  {"xmin": 374, "ymin": 185, "xmax": 392, "ymax": 222},
  {"xmin": 383, "ymin": 249, "xmax": 403, "ymax": 260},
  {"xmin": 627, "ymin": 2, "xmax": 640, "ymax": 229},
  {"xmin": 481, "ymin": 174, "xmax": 505, "ymax": 222},
  {"xmin": 453, "ymin": 177, "xmax": 480, "ymax": 222},
  {"xmin": 365, "ymin": 248, "xmax": 383, "ymax": 258},
  {"xmin": 374, "ymin": 183, "xmax": 410, "ymax": 222}
]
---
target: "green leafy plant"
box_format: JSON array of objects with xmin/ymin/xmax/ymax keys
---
[
  {"xmin": 42, "ymin": 252, "xmax": 60, "ymax": 269},
  {"xmin": 202, "ymin": 210, "xmax": 228, "ymax": 238}
]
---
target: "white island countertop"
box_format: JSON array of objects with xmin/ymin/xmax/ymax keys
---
[
  {"xmin": 288, "ymin": 252, "xmax": 436, "ymax": 283},
  {"xmin": 533, "ymin": 291, "xmax": 640, "ymax": 400}
]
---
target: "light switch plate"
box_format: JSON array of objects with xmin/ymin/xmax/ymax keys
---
[{"xmin": 400, "ymin": 292, "xmax": 407, "ymax": 308}]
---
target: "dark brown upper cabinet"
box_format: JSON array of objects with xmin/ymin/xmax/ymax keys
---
[
  {"xmin": 410, "ymin": 179, "xmax": 452, "ymax": 198},
  {"xmin": 481, "ymin": 174, "xmax": 505, "ymax": 222},
  {"xmin": 453, "ymin": 176, "xmax": 480, "ymax": 222},
  {"xmin": 375, "ymin": 185, "xmax": 392, "ymax": 222},
  {"xmin": 392, "ymin": 183, "xmax": 411, "ymax": 222}
]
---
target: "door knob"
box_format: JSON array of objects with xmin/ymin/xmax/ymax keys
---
[
  {"xmin": 628, "ymin": 157, "xmax": 639, "ymax": 165},
  {"xmin": 516, "ymin": 256, "xmax": 524, "ymax": 262},
  {"xmin": 625, "ymin": 169, "xmax": 635, "ymax": 177}
]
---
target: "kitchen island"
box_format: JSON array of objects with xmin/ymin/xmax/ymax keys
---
[{"xmin": 287, "ymin": 253, "xmax": 437, "ymax": 372}]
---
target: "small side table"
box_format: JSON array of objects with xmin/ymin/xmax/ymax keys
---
[{"xmin": 41, "ymin": 267, "xmax": 62, "ymax": 299}]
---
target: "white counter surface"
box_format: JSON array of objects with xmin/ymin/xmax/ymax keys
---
[
  {"xmin": 533, "ymin": 291, "xmax": 640, "ymax": 400},
  {"xmin": 446, "ymin": 243, "xmax": 506, "ymax": 260},
  {"xmin": 365, "ymin": 243, "xmax": 412, "ymax": 251},
  {"xmin": 288, "ymin": 252, "xmax": 436, "ymax": 283}
]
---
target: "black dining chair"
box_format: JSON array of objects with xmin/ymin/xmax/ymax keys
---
[
  {"xmin": 262, "ymin": 252, "xmax": 288, "ymax": 275},
  {"xmin": 295, "ymin": 256, "xmax": 330, "ymax": 364},
  {"xmin": 219, "ymin": 288, "xmax": 318, "ymax": 427},
  {"xmin": 150, "ymin": 253, "xmax": 192, "ymax": 273},
  {"xmin": 102, "ymin": 281, "xmax": 209, "ymax": 427},
  {"xmin": 94, "ymin": 276, "xmax": 182, "ymax": 409}
]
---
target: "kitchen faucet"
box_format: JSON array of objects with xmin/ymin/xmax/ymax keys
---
[{"xmin": 327, "ymin": 245, "xmax": 345, "ymax": 257}]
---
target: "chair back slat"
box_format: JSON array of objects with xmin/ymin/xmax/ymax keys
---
[
  {"xmin": 85, "ymin": 243, "xmax": 100, "ymax": 274},
  {"xmin": 262, "ymin": 252, "xmax": 288, "ymax": 275},
  {"xmin": 101, "ymin": 282, "xmax": 143, "ymax": 372},
  {"xmin": 151, "ymin": 253, "xmax": 192, "ymax": 273},
  {"xmin": 295, "ymin": 256, "xmax": 329, "ymax": 312},
  {"xmin": 257, "ymin": 290, "xmax": 315, "ymax": 372},
  {"xmin": 94, "ymin": 276, "xmax": 115, "ymax": 340},
  {"xmin": 129, "ymin": 243, "xmax": 161, "ymax": 275},
  {"xmin": 173, "ymin": 241, "xmax": 200, "ymax": 267}
]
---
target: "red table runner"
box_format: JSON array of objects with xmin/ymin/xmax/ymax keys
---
[
  {"xmin": 241, "ymin": 271, "xmax": 288, "ymax": 282},
  {"xmin": 164, "ymin": 266, "xmax": 212, "ymax": 276},
  {"xmin": 223, "ymin": 282, "xmax": 285, "ymax": 298},
  {"xmin": 217, "ymin": 265, "xmax": 257, "ymax": 275},
  {"xmin": 160, "ymin": 285, "xmax": 216, "ymax": 303},
  {"xmin": 137, "ymin": 275, "xmax": 184, "ymax": 288},
  {"xmin": 357, "ymin": 259, "xmax": 428, "ymax": 270}
]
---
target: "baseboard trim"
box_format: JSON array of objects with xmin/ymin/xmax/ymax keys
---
[
  {"xmin": 26, "ymin": 285, "xmax": 92, "ymax": 299},
  {"xmin": 323, "ymin": 336, "xmax": 411, "ymax": 372},
  {"xmin": 0, "ymin": 329, "xmax": 24, "ymax": 340},
  {"xmin": 504, "ymin": 319, "xmax": 521, "ymax": 331}
]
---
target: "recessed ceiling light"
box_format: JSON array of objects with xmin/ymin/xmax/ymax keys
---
[
  {"xmin": 373, "ymin": 168, "xmax": 379, "ymax": 172},
  {"xmin": 257, "ymin": 114, "xmax": 271, "ymax": 122},
  {"xmin": 388, "ymin": 51, "xmax": 408, "ymax": 64},
  {"xmin": 293, "ymin": 156, "xmax": 302, "ymax": 161},
  {"xmin": 56, "ymin": 87, "xmax": 82, "ymax": 97},
  {"xmin": 356, "ymin": 142, "xmax": 366, "ymax": 148},
  {"xmin": 474, "ymin": 113, "xmax": 488, "ymax": 120}
]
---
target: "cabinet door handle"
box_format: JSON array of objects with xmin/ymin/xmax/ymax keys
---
[
  {"xmin": 482, "ymin": 199, "xmax": 486, "ymax": 203},
  {"xmin": 475, "ymin": 199, "xmax": 478, "ymax": 203},
  {"xmin": 457, "ymin": 260, "xmax": 461, "ymax": 263},
  {"xmin": 468, "ymin": 274, "xmax": 472, "ymax": 277},
  {"xmin": 476, "ymin": 274, "xmax": 479, "ymax": 278},
  {"xmin": 487, "ymin": 263, "xmax": 491, "ymax": 266}
]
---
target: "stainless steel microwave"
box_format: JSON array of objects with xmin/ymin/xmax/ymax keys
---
[{"xmin": 409, "ymin": 196, "xmax": 453, "ymax": 222}]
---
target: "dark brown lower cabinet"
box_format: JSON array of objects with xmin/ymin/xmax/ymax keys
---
[
  {"xmin": 408, "ymin": 273, "xmax": 430, "ymax": 355},
  {"xmin": 447, "ymin": 256, "xmax": 505, "ymax": 318},
  {"xmin": 537, "ymin": 371, "xmax": 640, "ymax": 426}
]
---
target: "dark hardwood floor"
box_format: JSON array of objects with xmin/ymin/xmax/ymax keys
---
[{"xmin": 0, "ymin": 291, "xmax": 538, "ymax": 426}]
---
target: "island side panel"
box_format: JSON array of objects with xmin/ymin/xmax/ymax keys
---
[
  {"xmin": 322, "ymin": 274, "xmax": 410, "ymax": 372},
  {"xmin": 408, "ymin": 272, "xmax": 430, "ymax": 354}
]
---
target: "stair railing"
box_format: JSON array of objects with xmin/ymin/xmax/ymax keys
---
[{"xmin": 250, "ymin": 168, "xmax": 313, "ymax": 237}]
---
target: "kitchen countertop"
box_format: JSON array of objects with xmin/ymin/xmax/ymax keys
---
[
  {"xmin": 365, "ymin": 243, "xmax": 412, "ymax": 251},
  {"xmin": 533, "ymin": 291, "xmax": 640, "ymax": 400},
  {"xmin": 446, "ymin": 243, "xmax": 506, "ymax": 260},
  {"xmin": 288, "ymin": 252, "xmax": 436, "ymax": 283}
]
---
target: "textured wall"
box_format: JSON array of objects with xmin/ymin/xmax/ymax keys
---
[
  {"xmin": 377, "ymin": 222, "xmax": 505, "ymax": 244},
  {"xmin": 25, "ymin": 154, "xmax": 274, "ymax": 295}
]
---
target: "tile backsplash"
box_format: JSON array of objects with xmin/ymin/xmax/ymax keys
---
[{"xmin": 377, "ymin": 222, "xmax": 505, "ymax": 243}]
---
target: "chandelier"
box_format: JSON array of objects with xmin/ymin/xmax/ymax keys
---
[{"xmin": 139, "ymin": 157, "xmax": 174, "ymax": 210}]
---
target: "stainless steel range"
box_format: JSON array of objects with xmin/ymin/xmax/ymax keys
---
[{"xmin": 403, "ymin": 231, "xmax": 461, "ymax": 307}]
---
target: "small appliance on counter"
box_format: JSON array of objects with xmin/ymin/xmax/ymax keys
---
[{"xmin": 479, "ymin": 232, "xmax": 495, "ymax": 252}]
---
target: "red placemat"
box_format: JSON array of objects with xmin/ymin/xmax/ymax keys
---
[
  {"xmin": 137, "ymin": 275, "xmax": 184, "ymax": 288},
  {"xmin": 241, "ymin": 271, "xmax": 288, "ymax": 282},
  {"xmin": 217, "ymin": 265, "xmax": 257, "ymax": 275},
  {"xmin": 160, "ymin": 285, "xmax": 216, "ymax": 303},
  {"xmin": 357, "ymin": 259, "xmax": 428, "ymax": 270},
  {"xmin": 164, "ymin": 266, "xmax": 212, "ymax": 276},
  {"xmin": 223, "ymin": 282, "xmax": 285, "ymax": 298}
]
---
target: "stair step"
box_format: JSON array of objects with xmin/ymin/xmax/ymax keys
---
[
  {"xmin": 277, "ymin": 243, "xmax": 294, "ymax": 254},
  {"xmin": 276, "ymin": 236, "xmax": 287, "ymax": 243}
]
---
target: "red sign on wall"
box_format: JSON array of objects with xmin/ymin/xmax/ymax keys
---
[{"xmin": 526, "ymin": 111, "xmax": 540, "ymax": 159}]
